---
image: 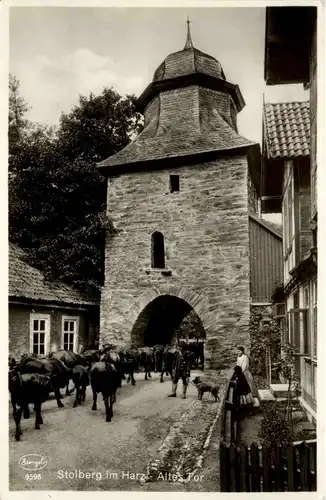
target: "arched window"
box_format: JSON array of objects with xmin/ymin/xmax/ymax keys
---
[{"xmin": 151, "ymin": 232, "xmax": 165, "ymax": 269}]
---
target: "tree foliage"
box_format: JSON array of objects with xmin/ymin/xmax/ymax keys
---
[
  {"xmin": 8, "ymin": 74, "xmax": 30, "ymax": 152},
  {"xmin": 276, "ymin": 343, "xmax": 300, "ymax": 388},
  {"xmin": 57, "ymin": 90, "xmax": 143, "ymax": 163},
  {"xmin": 274, "ymin": 342, "xmax": 300, "ymax": 426},
  {"xmin": 175, "ymin": 309, "xmax": 206, "ymax": 339},
  {"xmin": 249, "ymin": 309, "xmax": 281, "ymax": 376},
  {"xmin": 9, "ymin": 77, "xmax": 143, "ymax": 295},
  {"xmin": 259, "ymin": 344, "xmax": 300, "ymax": 449},
  {"xmin": 259, "ymin": 401, "xmax": 293, "ymax": 451}
]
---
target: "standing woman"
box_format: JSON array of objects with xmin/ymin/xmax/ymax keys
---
[
  {"xmin": 236, "ymin": 346, "xmax": 259, "ymax": 405},
  {"xmin": 232, "ymin": 365, "xmax": 254, "ymax": 422}
]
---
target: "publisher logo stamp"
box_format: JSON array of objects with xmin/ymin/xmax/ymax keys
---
[{"xmin": 19, "ymin": 454, "xmax": 48, "ymax": 471}]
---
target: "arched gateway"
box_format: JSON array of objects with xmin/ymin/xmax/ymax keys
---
[
  {"xmin": 130, "ymin": 294, "xmax": 205, "ymax": 347},
  {"xmin": 97, "ymin": 24, "xmax": 261, "ymax": 369}
]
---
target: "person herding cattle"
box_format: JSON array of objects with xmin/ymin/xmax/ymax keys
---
[{"xmin": 168, "ymin": 341, "xmax": 192, "ymax": 399}]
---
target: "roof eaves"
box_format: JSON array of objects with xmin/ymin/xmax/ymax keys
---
[
  {"xmin": 249, "ymin": 213, "xmax": 283, "ymax": 240},
  {"xmin": 9, "ymin": 243, "xmax": 99, "ymax": 307},
  {"xmin": 97, "ymin": 141, "xmax": 256, "ymax": 171},
  {"xmin": 262, "ymin": 106, "xmax": 272, "ymax": 159},
  {"xmin": 9, "ymin": 295, "xmax": 99, "ymax": 308}
]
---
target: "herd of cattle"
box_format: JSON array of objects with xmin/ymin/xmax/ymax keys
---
[{"xmin": 8, "ymin": 341, "xmax": 204, "ymax": 441}]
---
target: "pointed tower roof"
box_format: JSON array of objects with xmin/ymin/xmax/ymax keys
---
[
  {"xmin": 98, "ymin": 23, "xmax": 256, "ymax": 173},
  {"xmin": 152, "ymin": 21, "xmax": 226, "ymax": 83},
  {"xmin": 184, "ymin": 18, "xmax": 193, "ymax": 49}
]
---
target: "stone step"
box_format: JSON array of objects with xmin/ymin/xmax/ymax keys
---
[
  {"xmin": 258, "ymin": 389, "xmax": 301, "ymax": 412},
  {"xmin": 272, "ymin": 398, "xmax": 301, "ymax": 411},
  {"xmin": 293, "ymin": 421, "xmax": 317, "ymax": 440},
  {"xmin": 258, "ymin": 389, "xmax": 275, "ymax": 402},
  {"xmin": 298, "ymin": 421, "xmax": 316, "ymax": 432},
  {"xmin": 292, "ymin": 410, "xmax": 306, "ymax": 421},
  {"xmin": 270, "ymin": 384, "xmax": 296, "ymax": 399}
]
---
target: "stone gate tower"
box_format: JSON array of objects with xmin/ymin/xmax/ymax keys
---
[{"xmin": 98, "ymin": 25, "xmax": 260, "ymax": 369}]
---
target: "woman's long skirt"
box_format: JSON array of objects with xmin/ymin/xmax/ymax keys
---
[
  {"xmin": 244, "ymin": 370, "xmax": 258, "ymax": 398},
  {"xmin": 238, "ymin": 392, "xmax": 254, "ymax": 406}
]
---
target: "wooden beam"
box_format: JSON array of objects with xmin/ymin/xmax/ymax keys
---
[
  {"xmin": 9, "ymin": 300, "xmax": 92, "ymax": 312},
  {"xmin": 261, "ymin": 196, "xmax": 282, "ymax": 201}
]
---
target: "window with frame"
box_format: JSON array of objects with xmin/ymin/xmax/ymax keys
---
[
  {"xmin": 302, "ymin": 285, "xmax": 311, "ymax": 356},
  {"xmin": 282, "ymin": 164, "xmax": 296, "ymax": 276},
  {"xmin": 311, "ymin": 162, "xmax": 317, "ymax": 218},
  {"xmin": 312, "ymin": 280, "xmax": 317, "ymax": 358},
  {"xmin": 62, "ymin": 317, "xmax": 78, "ymax": 352},
  {"xmin": 287, "ymin": 307, "xmax": 308, "ymax": 354},
  {"xmin": 310, "ymin": 112, "xmax": 317, "ymax": 218},
  {"xmin": 30, "ymin": 314, "xmax": 50, "ymax": 355}
]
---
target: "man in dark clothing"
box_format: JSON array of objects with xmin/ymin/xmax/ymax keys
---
[{"xmin": 168, "ymin": 341, "xmax": 192, "ymax": 399}]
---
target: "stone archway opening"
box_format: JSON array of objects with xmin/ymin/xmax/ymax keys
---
[{"xmin": 130, "ymin": 294, "xmax": 206, "ymax": 347}]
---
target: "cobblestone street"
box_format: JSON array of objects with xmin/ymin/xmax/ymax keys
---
[{"xmin": 9, "ymin": 371, "xmax": 223, "ymax": 492}]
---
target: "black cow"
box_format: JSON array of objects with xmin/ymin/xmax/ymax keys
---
[
  {"xmin": 137, "ymin": 347, "xmax": 153, "ymax": 380},
  {"xmin": 17, "ymin": 356, "xmax": 71, "ymax": 408},
  {"xmin": 160, "ymin": 345, "xmax": 178, "ymax": 383},
  {"xmin": 81, "ymin": 349, "xmax": 101, "ymax": 367},
  {"xmin": 117, "ymin": 348, "xmax": 137, "ymax": 386},
  {"xmin": 9, "ymin": 370, "xmax": 52, "ymax": 441},
  {"xmin": 72, "ymin": 365, "xmax": 89, "ymax": 407},
  {"xmin": 153, "ymin": 344, "xmax": 164, "ymax": 373},
  {"xmin": 89, "ymin": 362, "xmax": 119, "ymax": 422},
  {"xmin": 100, "ymin": 347, "xmax": 138, "ymax": 386},
  {"xmin": 49, "ymin": 350, "xmax": 86, "ymax": 395},
  {"xmin": 187, "ymin": 341, "xmax": 205, "ymax": 370},
  {"xmin": 81, "ymin": 342, "xmax": 99, "ymax": 352},
  {"xmin": 100, "ymin": 349, "xmax": 122, "ymax": 387}
]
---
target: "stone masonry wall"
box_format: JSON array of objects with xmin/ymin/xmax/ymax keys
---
[
  {"xmin": 247, "ymin": 174, "xmax": 258, "ymax": 215},
  {"xmin": 100, "ymin": 154, "xmax": 251, "ymax": 369}
]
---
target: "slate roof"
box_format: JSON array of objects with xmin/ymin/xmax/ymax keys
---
[
  {"xmin": 99, "ymin": 87, "xmax": 254, "ymax": 169},
  {"xmin": 99, "ymin": 31, "xmax": 254, "ymax": 171},
  {"xmin": 9, "ymin": 243, "xmax": 98, "ymax": 307},
  {"xmin": 264, "ymin": 101, "xmax": 310, "ymax": 159},
  {"xmin": 153, "ymin": 23, "xmax": 226, "ymax": 83},
  {"xmin": 153, "ymin": 47, "xmax": 226, "ymax": 82}
]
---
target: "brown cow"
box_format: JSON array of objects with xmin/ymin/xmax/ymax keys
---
[{"xmin": 89, "ymin": 362, "xmax": 119, "ymax": 422}]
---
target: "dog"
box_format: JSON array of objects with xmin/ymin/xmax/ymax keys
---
[{"xmin": 192, "ymin": 376, "xmax": 220, "ymax": 402}]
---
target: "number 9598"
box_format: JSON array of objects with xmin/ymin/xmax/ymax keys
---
[{"xmin": 25, "ymin": 473, "xmax": 41, "ymax": 480}]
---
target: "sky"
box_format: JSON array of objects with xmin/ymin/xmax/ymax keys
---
[{"xmin": 10, "ymin": 6, "xmax": 309, "ymax": 148}]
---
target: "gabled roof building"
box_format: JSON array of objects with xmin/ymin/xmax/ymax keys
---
[
  {"xmin": 9, "ymin": 243, "xmax": 99, "ymax": 357},
  {"xmin": 263, "ymin": 6, "xmax": 317, "ymax": 424}
]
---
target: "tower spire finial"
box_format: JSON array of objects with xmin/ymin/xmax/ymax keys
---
[{"xmin": 184, "ymin": 17, "xmax": 193, "ymax": 49}]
